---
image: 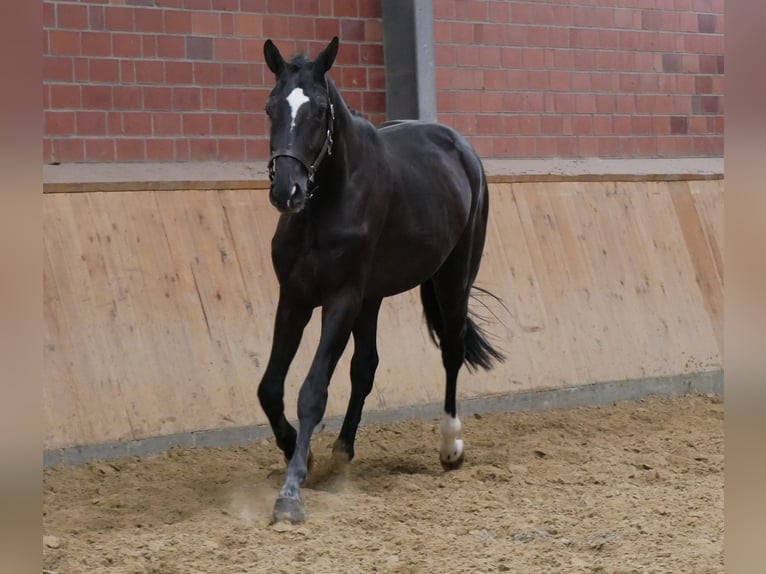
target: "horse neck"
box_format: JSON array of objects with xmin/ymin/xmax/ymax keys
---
[{"xmin": 322, "ymin": 78, "xmax": 359, "ymax": 176}]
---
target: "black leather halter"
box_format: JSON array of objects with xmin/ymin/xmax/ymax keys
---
[{"xmin": 267, "ymin": 83, "xmax": 335, "ymax": 200}]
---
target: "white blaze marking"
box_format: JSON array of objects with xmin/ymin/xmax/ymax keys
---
[
  {"xmin": 440, "ymin": 414, "xmax": 464, "ymax": 463},
  {"xmin": 286, "ymin": 87, "xmax": 310, "ymax": 130}
]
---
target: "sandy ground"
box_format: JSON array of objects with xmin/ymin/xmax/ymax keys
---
[{"xmin": 43, "ymin": 394, "xmax": 723, "ymax": 574}]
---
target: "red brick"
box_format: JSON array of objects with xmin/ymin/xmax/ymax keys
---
[
  {"xmin": 164, "ymin": 11, "xmax": 192, "ymax": 34},
  {"xmin": 538, "ymin": 116, "xmax": 560, "ymax": 135},
  {"xmin": 106, "ymin": 112, "xmax": 122, "ymax": 135},
  {"xmin": 75, "ymin": 111, "xmax": 106, "ymax": 135},
  {"xmin": 80, "ymin": 85, "xmax": 111, "ymax": 109},
  {"xmin": 338, "ymin": 19, "xmax": 364, "ymax": 42},
  {"xmin": 133, "ymin": 60, "xmax": 163, "ymax": 83},
  {"xmin": 361, "ymin": 91, "xmax": 385, "ymax": 114},
  {"xmin": 239, "ymin": 113, "xmax": 265, "ymax": 136},
  {"xmin": 596, "ymin": 137, "xmax": 620, "ymax": 157},
  {"xmin": 534, "ymin": 137, "xmax": 556, "ymax": 157},
  {"xmin": 216, "ymin": 88, "xmax": 245, "ymax": 111},
  {"xmin": 182, "ymin": 113, "xmax": 210, "ymax": 135},
  {"xmin": 50, "ymin": 84, "xmax": 81, "ymax": 109},
  {"xmin": 212, "ymin": 38, "xmax": 240, "ymax": 61},
  {"xmin": 48, "ymin": 30, "xmax": 80, "ymax": 55},
  {"xmin": 455, "ymin": 0, "xmax": 487, "ymax": 20},
  {"xmin": 141, "ymin": 34, "xmax": 156, "ymax": 57},
  {"xmin": 524, "ymin": 70, "xmax": 544, "ymax": 90},
  {"xmin": 366, "ymin": 67, "xmax": 386, "ymax": 91},
  {"xmin": 286, "ymin": 17, "xmax": 312, "ymax": 39},
  {"xmin": 174, "ymin": 138, "xmax": 189, "ymax": 161},
  {"xmin": 153, "ymin": 113, "xmax": 182, "ymax": 135},
  {"xmin": 114, "ymin": 139, "xmax": 145, "ymax": 161},
  {"xmin": 84, "ymin": 58, "xmax": 116, "ymax": 83},
  {"xmin": 171, "ymin": 87, "xmax": 200, "ymax": 111},
  {"xmin": 140, "ymin": 87, "xmax": 171, "ymax": 110},
  {"xmin": 165, "ymin": 62, "xmax": 194, "ymax": 84},
  {"xmin": 361, "ymin": 19, "xmax": 383, "ymax": 43},
  {"xmin": 358, "ymin": 0, "xmax": 380, "ymax": 17},
  {"xmin": 652, "ymin": 115, "xmax": 669, "ymax": 134},
  {"xmin": 46, "ymin": 111, "xmax": 75, "ymax": 135},
  {"xmin": 105, "ymin": 7, "xmax": 134, "ymax": 31},
  {"xmin": 184, "ymin": 0, "xmax": 212, "ymax": 9},
  {"xmin": 121, "ymin": 61, "xmax": 138, "ymax": 83},
  {"xmin": 187, "ymin": 36, "xmax": 214, "ymax": 59},
  {"xmin": 521, "ymin": 48, "xmax": 544, "ymax": 69},
  {"xmin": 154, "ymin": 36, "xmax": 183, "ymax": 58},
  {"xmin": 85, "ymin": 139, "xmax": 115, "ymax": 161},
  {"xmin": 57, "ymin": 4, "xmax": 88, "ymax": 29},
  {"xmin": 245, "ymin": 138, "xmax": 268, "ymax": 160},
  {"xmin": 221, "ymin": 63, "xmax": 249, "ymax": 85},
  {"xmin": 189, "ymin": 138, "xmax": 218, "ymax": 160},
  {"xmin": 52, "ymin": 138, "xmax": 85, "ymax": 162},
  {"xmin": 234, "ymin": 14, "xmax": 262, "ymax": 37},
  {"xmin": 188, "ymin": 13, "xmax": 218, "ymax": 37},
  {"xmin": 145, "ymin": 139, "xmax": 175, "ymax": 161},
  {"xmin": 262, "ymin": 15, "xmax": 290, "ymax": 38},
  {"xmin": 112, "ymin": 86, "xmax": 140, "ymax": 110},
  {"xmin": 190, "ymin": 63, "xmax": 219, "ymax": 86},
  {"xmin": 266, "ymin": 0, "xmax": 290, "ymax": 12},
  {"xmin": 333, "ymin": 0, "xmax": 357, "ymax": 17},
  {"xmin": 202, "ymin": 87, "xmax": 217, "ymax": 110},
  {"xmin": 216, "ymin": 139, "xmax": 245, "ymax": 161},
  {"xmin": 121, "ymin": 112, "xmax": 152, "ymax": 135},
  {"xmin": 315, "ymin": 18, "xmax": 340, "ymax": 40},
  {"xmin": 133, "ymin": 7, "xmax": 163, "ymax": 33},
  {"xmin": 336, "ymin": 43, "xmax": 360, "ymax": 65},
  {"xmin": 44, "ymin": 56, "xmax": 73, "ymax": 82},
  {"xmin": 112, "ymin": 34, "xmax": 141, "ymax": 58},
  {"xmin": 434, "ymin": 0, "xmax": 454, "ymax": 19},
  {"xmin": 359, "ymin": 43, "xmax": 383, "ymax": 65},
  {"xmin": 211, "ymin": 114, "xmax": 239, "ymax": 135},
  {"xmin": 68, "ymin": 57, "xmax": 83, "ymax": 83},
  {"xmin": 43, "ymin": 2, "xmax": 56, "ymax": 27},
  {"xmin": 548, "ymin": 71, "xmax": 570, "ymax": 92},
  {"xmin": 339, "ymin": 67, "xmax": 365, "ymax": 89},
  {"xmin": 593, "ymin": 116, "xmax": 613, "ymax": 135}
]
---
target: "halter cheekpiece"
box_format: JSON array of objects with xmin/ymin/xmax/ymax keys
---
[{"xmin": 267, "ymin": 80, "xmax": 335, "ymax": 200}]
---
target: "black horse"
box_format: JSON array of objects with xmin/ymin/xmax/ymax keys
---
[{"xmin": 258, "ymin": 37, "xmax": 503, "ymax": 524}]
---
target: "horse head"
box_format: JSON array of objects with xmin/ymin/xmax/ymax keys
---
[{"xmin": 263, "ymin": 37, "xmax": 339, "ymax": 213}]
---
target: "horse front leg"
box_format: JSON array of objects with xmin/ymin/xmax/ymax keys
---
[
  {"xmin": 272, "ymin": 291, "xmax": 361, "ymax": 524},
  {"xmin": 257, "ymin": 292, "xmax": 312, "ymax": 461}
]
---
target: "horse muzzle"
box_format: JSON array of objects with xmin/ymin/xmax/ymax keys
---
[{"xmin": 269, "ymin": 173, "xmax": 308, "ymax": 214}]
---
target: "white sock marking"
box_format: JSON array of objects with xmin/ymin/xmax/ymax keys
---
[
  {"xmin": 440, "ymin": 414, "xmax": 464, "ymax": 463},
  {"xmin": 286, "ymin": 87, "xmax": 310, "ymax": 130}
]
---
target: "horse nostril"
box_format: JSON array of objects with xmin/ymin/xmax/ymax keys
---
[{"xmin": 286, "ymin": 183, "xmax": 301, "ymax": 209}]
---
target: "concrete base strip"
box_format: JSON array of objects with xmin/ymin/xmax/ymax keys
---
[
  {"xmin": 43, "ymin": 370, "xmax": 722, "ymax": 468},
  {"xmin": 43, "ymin": 158, "xmax": 724, "ymax": 193}
]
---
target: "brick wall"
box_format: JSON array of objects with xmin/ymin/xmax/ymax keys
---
[
  {"xmin": 43, "ymin": 0, "xmax": 723, "ymax": 163},
  {"xmin": 43, "ymin": 0, "xmax": 385, "ymax": 162},
  {"xmin": 434, "ymin": 0, "xmax": 724, "ymax": 158}
]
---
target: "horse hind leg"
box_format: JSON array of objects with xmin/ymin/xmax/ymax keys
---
[{"xmin": 422, "ymin": 269, "xmax": 470, "ymax": 470}]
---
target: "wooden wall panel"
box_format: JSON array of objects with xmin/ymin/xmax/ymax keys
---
[{"xmin": 43, "ymin": 180, "xmax": 724, "ymax": 449}]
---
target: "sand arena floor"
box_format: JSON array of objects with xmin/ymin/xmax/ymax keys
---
[{"xmin": 43, "ymin": 394, "xmax": 723, "ymax": 573}]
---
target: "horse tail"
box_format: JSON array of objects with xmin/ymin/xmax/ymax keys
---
[
  {"xmin": 420, "ymin": 279, "xmax": 443, "ymax": 347},
  {"xmin": 420, "ymin": 281, "xmax": 505, "ymax": 372}
]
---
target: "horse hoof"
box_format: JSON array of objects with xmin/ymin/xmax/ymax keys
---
[
  {"xmin": 271, "ymin": 496, "xmax": 305, "ymax": 525},
  {"xmin": 440, "ymin": 451, "xmax": 465, "ymax": 471}
]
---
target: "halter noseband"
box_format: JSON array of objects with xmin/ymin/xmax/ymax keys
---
[{"xmin": 267, "ymin": 83, "xmax": 335, "ymax": 200}]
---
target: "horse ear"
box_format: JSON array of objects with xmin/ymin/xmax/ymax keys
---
[
  {"xmin": 314, "ymin": 36, "xmax": 339, "ymax": 76},
  {"xmin": 263, "ymin": 39, "xmax": 285, "ymax": 76}
]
